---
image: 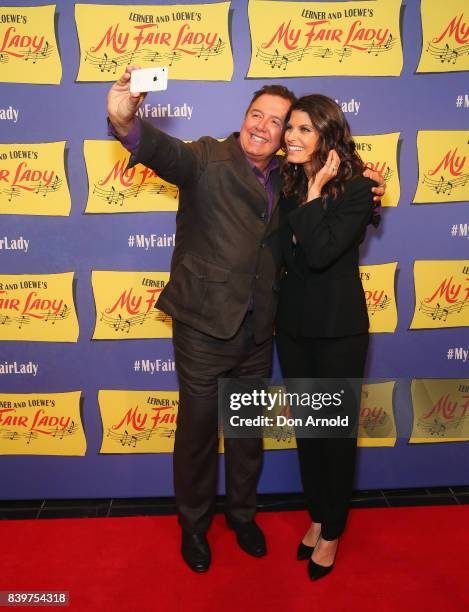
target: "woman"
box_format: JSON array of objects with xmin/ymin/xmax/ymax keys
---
[{"xmin": 275, "ymin": 94, "xmax": 379, "ymax": 581}]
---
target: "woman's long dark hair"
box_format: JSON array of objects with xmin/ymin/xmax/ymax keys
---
[{"xmin": 281, "ymin": 94, "xmax": 365, "ymax": 205}]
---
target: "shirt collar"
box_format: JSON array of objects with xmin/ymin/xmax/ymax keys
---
[{"xmin": 236, "ymin": 135, "xmax": 280, "ymax": 177}]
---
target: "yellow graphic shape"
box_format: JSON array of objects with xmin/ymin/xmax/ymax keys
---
[
  {"xmin": 99, "ymin": 390, "xmax": 178, "ymax": 453},
  {"xmin": 410, "ymin": 260, "xmax": 469, "ymax": 329},
  {"xmin": 358, "ymin": 381, "xmax": 396, "ymax": 447},
  {"xmin": 247, "ymin": 0, "xmax": 403, "ymax": 77},
  {"xmin": 359, "ymin": 263, "xmax": 398, "ymax": 333},
  {"xmin": 0, "ymin": 273, "xmax": 79, "ymax": 342},
  {"xmin": 262, "ymin": 386, "xmax": 297, "ymax": 451},
  {"xmin": 410, "ymin": 379, "xmax": 469, "ymax": 443},
  {"xmin": 75, "ymin": 3, "xmax": 233, "ymax": 81},
  {"xmin": 92, "ymin": 271, "xmax": 172, "ymax": 339},
  {"xmin": 417, "ymin": 1, "xmax": 469, "ymax": 73},
  {"xmin": 0, "ymin": 5, "xmax": 61, "ymax": 84},
  {"xmin": 84, "ymin": 140, "xmax": 178, "ymax": 213},
  {"xmin": 355, "ymin": 133, "xmax": 400, "ymax": 207},
  {"xmin": 0, "ymin": 142, "xmax": 70, "ymax": 216},
  {"xmin": 0, "ymin": 392, "xmax": 85, "ymax": 455},
  {"xmin": 414, "ymin": 131, "xmax": 469, "ymax": 204}
]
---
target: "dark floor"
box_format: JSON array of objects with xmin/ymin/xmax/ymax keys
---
[{"xmin": 1, "ymin": 486, "xmax": 469, "ymax": 520}]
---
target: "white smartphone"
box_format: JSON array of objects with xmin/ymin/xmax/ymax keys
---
[{"xmin": 130, "ymin": 66, "xmax": 168, "ymax": 93}]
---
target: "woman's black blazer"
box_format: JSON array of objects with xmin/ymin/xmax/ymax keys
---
[{"xmin": 275, "ymin": 175, "xmax": 375, "ymax": 338}]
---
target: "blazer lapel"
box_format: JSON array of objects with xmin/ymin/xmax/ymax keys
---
[{"xmin": 225, "ymin": 134, "xmax": 269, "ymax": 206}]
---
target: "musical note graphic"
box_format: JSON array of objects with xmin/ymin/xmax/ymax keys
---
[
  {"xmin": 48, "ymin": 421, "xmax": 78, "ymax": 439},
  {"xmin": 382, "ymin": 167, "xmax": 394, "ymax": 183},
  {"xmin": 168, "ymin": 51, "xmax": 179, "ymax": 67},
  {"xmin": 336, "ymin": 47, "xmax": 352, "ymax": 63},
  {"xmin": 195, "ymin": 37, "xmax": 225, "ymax": 62},
  {"xmin": 425, "ymin": 41, "xmax": 469, "ymax": 65},
  {"xmin": 1, "ymin": 177, "xmax": 63, "ymax": 204},
  {"xmin": 93, "ymin": 184, "xmax": 125, "ymax": 207},
  {"xmin": 0, "ymin": 421, "xmax": 77, "ymax": 445},
  {"xmin": 0, "ymin": 52, "xmax": 8, "ymax": 64},
  {"xmin": 17, "ymin": 315, "xmax": 29, "ymax": 330},
  {"xmin": 23, "ymin": 41, "xmax": 53, "ymax": 64},
  {"xmin": 254, "ymin": 31, "xmax": 400, "ymax": 73},
  {"xmin": 94, "ymin": 52, "xmax": 117, "ymax": 74},
  {"xmin": 148, "ymin": 184, "xmax": 178, "ymax": 198},
  {"xmin": 99, "ymin": 310, "xmax": 171, "ymax": 333},
  {"xmin": 428, "ymin": 420, "xmax": 446, "ymax": 437},
  {"xmin": 84, "ymin": 50, "xmax": 126, "ymax": 73},
  {"xmin": 418, "ymin": 300, "xmax": 467, "ymax": 321},
  {"xmin": 256, "ymin": 44, "xmax": 335, "ymax": 68},
  {"xmin": 264, "ymin": 48, "xmax": 289, "ymax": 70},
  {"xmin": 365, "ymin": 34, "xmax": 396, "ymax": 56},
  {"xmin": 422, "ymin": 172, "xmax": 468, "ymax": 197},
  {"xmin": 43, "ymin": 305, "xmax": 71, "ymax": 324},
  {"xmin": 0, "ymin": 429, "xmax": 38, "ymax": 443},
  {"xmin": 0, "ymin": 307, "xmax": 69, "ymax": 330},
  {"xmin": 106, "ymin": 425, "xmax": 175, "ymax": 447},
  {"xmin": 121, "ymin": 430, "xmax": 137, "ymax": 447},
  {"xmin": 2, "ymin": 186, "xmax": 20, "ymax": 202},
  {"xmin": 360, "ymin": 412, "xmax": 388, "ymax": 432},
  {"xmin": 92, "ymin": 181, "xmax": 178, "ymax": 206},
  {"xmin": 417, "ymin": 416, "xmax": 466, "ymax": 437},
  {"xmin": 35, "ymin": 175, "xmax": 62, "ymax": 197},
  {"xmin": 159, "ymin": 427, "xmax": 176, "ymax": 439},
  {"xmin": 367, "ymin": 295, "xmax": 391, "ymax": 315},
  {"xmin": 83, "ymin": 42, "xmax": 225, "ymax": 75},
  {"xmin": 0, "ymin": 314, "xmax": 31, "ymax": 328}
]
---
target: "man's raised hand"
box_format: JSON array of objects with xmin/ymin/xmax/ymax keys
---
[{"xmin": 107, "ymin": 65, "xmax": 146, "ymax": 137}]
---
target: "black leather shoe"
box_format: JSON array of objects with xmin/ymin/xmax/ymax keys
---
[
  {"xmin": 297, "ymin": 541, "xmax": 315, "ymax": 561},
  {"xmin": 307, "ymin": 558, "xmax": 334, "ymax": 581},
  {"xmin": 181, "ymin": 531, "xmax": 211, "ymax": 572},
  {"xmin": 227, "ymin": 519, "xmax": 266, "ymax": 557}
]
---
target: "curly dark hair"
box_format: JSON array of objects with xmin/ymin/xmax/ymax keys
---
[{"xmin": 281, "ymin": 94, "xmax": 365, "ymax": 205}]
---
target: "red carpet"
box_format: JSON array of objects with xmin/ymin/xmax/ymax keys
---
[{"xmin": 1, "ymin": 506, "xmax": 468, "ymax": 611}]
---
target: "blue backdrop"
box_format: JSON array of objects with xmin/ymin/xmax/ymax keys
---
[{"xmin": 1, "ymin": 0, "xmax": 468, "ymax": 499}]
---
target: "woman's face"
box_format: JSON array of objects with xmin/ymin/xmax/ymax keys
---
[{"xmin": 284, "ymin": 110, "xmax": 319, "ymax": 165}]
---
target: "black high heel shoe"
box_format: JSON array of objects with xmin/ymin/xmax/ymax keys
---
[
  {"xmin": 297, "ymin": 534, "xmax": 321, "ymax": 561},
  {"xmin": 297, "ymin": 541, "xmax": 315, "ymax": 561},
  {"xmin": 307, "ymin": 558, "xmax": 334, "ymax": 581},
  {"xmin": 307, "ymin": 536, "xmax": 337, "ymax": 581}
]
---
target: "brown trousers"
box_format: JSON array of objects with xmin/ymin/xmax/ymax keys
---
[{"xmin": 172, "ymin": 313, "xmax": 273, "ymax": 534}]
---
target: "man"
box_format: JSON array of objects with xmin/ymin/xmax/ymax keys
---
[{"xmin": 107, "ymin": 66, "xmax": 384, "ymax": 572}]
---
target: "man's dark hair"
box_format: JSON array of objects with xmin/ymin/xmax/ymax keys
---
[{"xmin": 246, "ymin": 85, "xmax": 297, "ymax": 113}]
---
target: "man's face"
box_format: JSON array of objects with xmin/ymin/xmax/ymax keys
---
[{"xmin": 239, "ymin": 94, "xmax": 292, "ymax": 169}]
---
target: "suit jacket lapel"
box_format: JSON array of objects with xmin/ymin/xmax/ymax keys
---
[{"xmin": 225, "ymin": 134, "xmax": 268, "ymax": 205}]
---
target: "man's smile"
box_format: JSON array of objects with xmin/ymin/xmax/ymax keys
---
[{"xmin": 250, "ymin": 133, "xmax": 269, "ymax": 143}]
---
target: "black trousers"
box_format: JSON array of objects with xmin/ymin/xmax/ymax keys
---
[
  {"xmin": 275, "ymin": 330, "xmax": 369, "ymax": 540},
  {"xmin": 172, "ymin": 313, "xmax": 273, "ymax": 534}
]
